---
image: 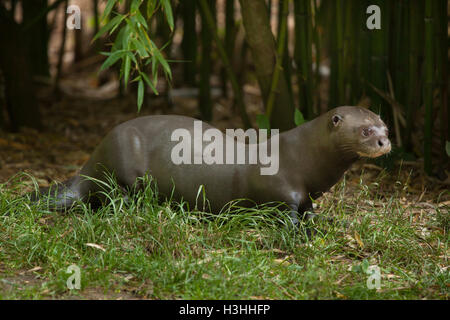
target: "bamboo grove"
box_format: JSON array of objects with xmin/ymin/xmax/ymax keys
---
[{"xmin": 176, "ymin": 0, "xmax": 448, "ymax": 175}]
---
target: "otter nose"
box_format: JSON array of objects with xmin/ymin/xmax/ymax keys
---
[{"xmin": 377, "ymin": 137, "xmax": 391, "ymax": 150}]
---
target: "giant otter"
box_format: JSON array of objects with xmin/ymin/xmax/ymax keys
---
[{"xmin": 32, "ymin": 106, "xmax": 391, "ymax": 224}]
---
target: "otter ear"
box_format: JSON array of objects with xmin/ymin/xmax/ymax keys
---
[{"xmin": 332, "ymin": 114, "xmax": 342, "ymax": 127}]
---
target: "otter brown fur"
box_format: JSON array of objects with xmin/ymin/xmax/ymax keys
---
[{"xmin": 33, "ymin": 106, "xmax": 391, "ymax": 223}]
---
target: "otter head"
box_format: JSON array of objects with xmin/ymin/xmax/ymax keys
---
[{"xmin": 328, "ymin": 106, "xmax": 391, "ymax": 159}]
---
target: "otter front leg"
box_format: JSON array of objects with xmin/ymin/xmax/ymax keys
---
[
  {"xmin": 300, "ymin": 199, "xmax": 338, "ymax": 227},
  {"xmin": 299, "ymin": 199, "xmax": 315, "ymax": 221},
  {"xmin": 286, "ymin": 193, "xmax": 329, "ymax": 238},
  {"xmin": 287, "ymin": 201, "xmax": 318, "ymax": 239},
  {"xmin": 288, "ymin": 203, "xmax": 301, "ymax": 227},
  {"xmin": 287, "ymin": 193, "xmax": 313, "ymax": 227}
]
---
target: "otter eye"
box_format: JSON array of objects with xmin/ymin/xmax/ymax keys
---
[
  {"xmin": 362, "ymin": 128, "xmax": 373, "ymax": 137},
  {"xmin": 332, "ymin": 115, "xmax": 342, "ymax": 126}
]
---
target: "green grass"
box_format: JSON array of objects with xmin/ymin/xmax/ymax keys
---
[{"xmin": 0, "ymin": 172, "xmax": 448, "ymax": 299}]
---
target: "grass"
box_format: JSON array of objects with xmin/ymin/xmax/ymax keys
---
[{"xmin": 0, "ymin": 170, "xmax": 448, "ymax": 299}]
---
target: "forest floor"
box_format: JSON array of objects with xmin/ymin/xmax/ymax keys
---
[{"xmin": 0, "ymin": 57, "xmax": 449, "ymax": 299}]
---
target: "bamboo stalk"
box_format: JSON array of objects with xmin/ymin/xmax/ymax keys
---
[
  {"xmin": 267, "ymin": 0, "xmax": 272, "ymax": 18},
  {"xmin": 198, "ymin": 0, "xmax": 215, "ymax": 121},
  {"xmin": 343, "ymin": 1, "xmax": 352, "ymax": 103},
  {"xmin": 10, "ymin": 0, "xmax": 17, "ymax": 18},
  {"xmin": 350, "ymin": 0, "xmax": 361, "ymax": 104},
  {"xmin": 221, "ymin": 0, "xmax": 236, "ymax": 98},
  {"xmin": 181, "ymin": 0, "xmax": 197, "ymax": 86},
  {"xmin": 54, "ymin": 0, "xmax": 68, "ymax": 94},
  {"xmin": 328, "ymin": 0, "xmax": 346, "ymax": 108},
  {"xmin": 387, "ymin": 72, "xmax": 402, "ymax": 147},
  {"xmin": 423, "ymin": 0, "xmax": 434, "ymax": 174},
  {"xmin": 239, "ymin": 0, "xmax": 295, "ymax": 130},
  {"xmin": 305, "ymin": 0, "xmax": 314, "ymax": 115},
  {"xmin": 392, "ymin": 0, "xmax": 407, "ymax": 108},
  {"xmin": 434, "ymin": 0, "xmax": 449, "ymax": 160},
  {"xmin": 358, "ymin": 0, "xmax": 370, "ymax": 101},
  {"xmin": 312, "ymin": 0, "xmax": 321, "ymax": 111},
  {"xmin": 442, "ymin": 0, "xmax": 449, "ymax": 142},
  {"xmin": 294, "ymin": 0, "xmax": 314, "ymax": 117},
  {"xmin": 236, "ymin": 38, "xmax": 248, "ymax": 100},
  {"xmin": 277, "ymin": 0, "xmax": 295, "ymax": 111},
  {"xmin": 347, "ymin": 0, "xmax": 364, "ymax": 105},
  {"xmin": 327, "ymin": 0, "xmax": 337, "ymax": 108},
  {"xmin": 266, "ymin": 0, "xmax": 289, "ymax": 119},
  {"xmin": 93, "ymin": 0, "xmax": 99, "ymax": 38},
  {"xmin": 405, "ymin": 0, "xmax": 422, "ymax": 150},
  {"xmin": 198, "ymin": 0, "xmax": 251, "ymax": 128},
  {"xmin": 369, "ymin": 0, "xmax": 387, "ymax": 116},
  {"xmin": 335, "ymin": 0, "xmax": 344, "ymax": 106}
]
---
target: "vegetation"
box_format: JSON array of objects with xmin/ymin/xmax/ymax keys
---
[
  {"xmin": 94, "ymin": 0, "xmax": 174, "ymax": 111},
  {"xmin": 0, "ymin": 172, "xmax": 447, "ymax": 299}
]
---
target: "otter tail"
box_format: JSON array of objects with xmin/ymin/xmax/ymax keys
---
[{"xmin": 30, "ymin": 177, "xmax": 82, "ymax": 211}]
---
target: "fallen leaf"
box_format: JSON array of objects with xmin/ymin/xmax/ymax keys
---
[
  {"xmin": 85, "ymin": 243, "xmax": 106, "ymax": 252},
  {"xmin": 273, "ymin": 256, "xmax": 292, "ymax": 266},
  {"xmin": 334, "ymin": 291, "xmax": 347, "ymax": 299},
  {"xmin": 354, "ymin": 231, "xmax": 364, "ymax": 249}
]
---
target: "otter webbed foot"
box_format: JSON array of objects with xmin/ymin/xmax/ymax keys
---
[
  {"xmin": 286, "ymin": 204, "xmax": 317, "ymax": 239},
  {"xmin": 286, "ymin": 204, "xmax": 336, "ymax": 239}
]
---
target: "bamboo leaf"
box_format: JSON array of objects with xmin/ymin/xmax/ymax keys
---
[
  {"xmin": 132, "ymin": 38, "xmax": 149, "ymax": 57},
  {"xmin": 93, "ymin": 14, "xmax": 124, "ymax": 42},
  {"xmin": 102, "ymin": 0, "xmax": 116, "ymax": 21},
  {"xmin": 294, "ymin": 109, "xmax": 305, "ymax": 126},
  {"xmin": 136, "ymin": 25, "xmax": 153, "ymax": 52},
  {"xmin": 152, "ymin": 43, "xmax": 172, "ymax": 79},
  {"xmin": 126, "ymin": 51, "xmax": 138, "ymax": 65},
  {"xmin": 137, "ymin": 78, "xmax": 144, "ymax": 111},
  {"xmin": 120, "ymin": 25, "xmax": 131, "ymax": 50},
  {"xmin": 147, "ymin": 0, "xmax": 157, "ymax": 18},
  {"xmin": 130, "ymin": 0, "xmax": 141, "ymax": 13},
  {"xmin": 135, "ymin": 10, "xmax": 148, "ymax": 29},
  {"xmin": 112, "ymin": 26, "xmax": 127, "ymax": 51},
  {"xmin": 124, "ymin": 54, "xmax": 131, "ymax": 88},
  {"xmin": 95, "ymin": 0, "xmax": 174, "ymax": 111},
  {"xmin": 110, "ymin": 14, "xmax": 129, "ymax": 35},
  {"xmin": 141, "ymin": 72, "xmax": 158, "ymax": 95},
  {"xmin": 161, "ymin": 0, "xmax": 174, "ymax": 31},
  {"xmin": 256, "ymin": 114, "xmax": 270, "ymax": 130},
  {"xmin": 151, "ymin": 56, "xmax": 158, "ymax": 79},
  {"xmin": 99, "ymin": 50, "xmax": 126, "ymax": 71},
  {"xmin": 446, "ymin": 141, "xmax": 450, "ymax": 157},
  {"xmin": 354, "ymin": 231, "xmax": 364, "ymax": 249}
]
